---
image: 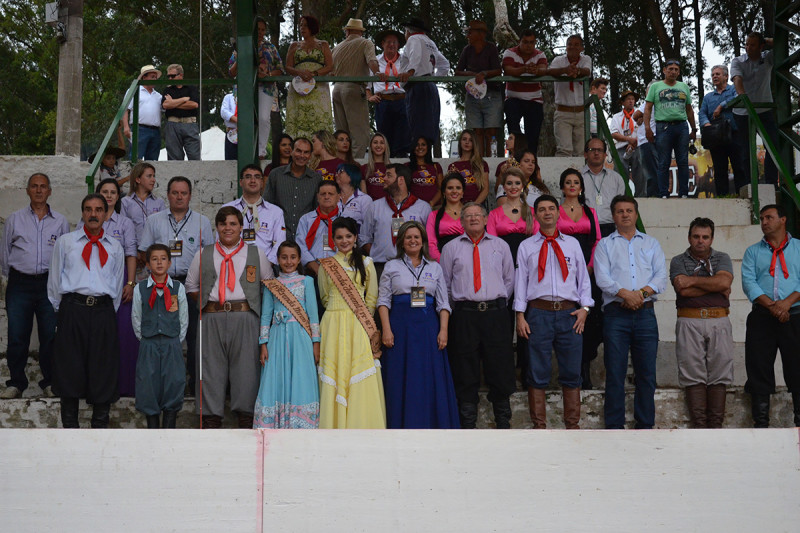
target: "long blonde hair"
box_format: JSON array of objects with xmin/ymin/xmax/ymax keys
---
[
  {"xmin": 309, "ymin": 130, "xmax": 338, "ymax": 169},
  {"xmin": 366, "ymin": 132, "xmax": 391, "ymax": 176},
  {"xmin": 457, "ymin": 129, "xmax": 486, "ymax": 191},
  {"xmin": 502, "ymin": 166, "xmax": 535, "ymax": 235}
]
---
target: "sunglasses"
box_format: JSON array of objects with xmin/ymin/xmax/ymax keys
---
[
  {"xmin": 665, "ymin": 60, "xmax": 680, "ymax": 67},
  {"xmin": 167, "ymin": 74, "xmax": 179, "ymax": 79}
]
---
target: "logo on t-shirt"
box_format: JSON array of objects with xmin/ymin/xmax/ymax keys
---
[
  {"xmin": 368, "ymin": 170, "xmax": 385, "ymax": 185},
  {"xmin": 461, "ymin": 169, "xmax": 476, "ymax": 184},
  {"xmin": 317, "ymin": 167, "xmax": 335, "ymax": 181},
  {"xmin": 414, "ymin": 169, "xmax": 435, "ymax": 185},
  {"xmin": 657, "ymin": 87, "xmax": 687, "ymax": 110}
]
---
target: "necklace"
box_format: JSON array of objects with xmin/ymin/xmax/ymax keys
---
[{"xmin": 508, "ymin": 202, "xmax": 521, "ymax": 214}]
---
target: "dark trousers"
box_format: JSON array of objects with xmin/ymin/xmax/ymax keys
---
[
  {"xmin": 186, "ymin": 296, "xmax": 199, "ymax": 389},
  {"xmin": 406, "ymin": 81, "xmax": 440, "ymax": 147},
  {"xmin": 603, "ymin": 303, "xmax": 659, "ymax": 429},
  {"xmin": 376, "ymin": 98, "xmax": 411, "ymax": 159},
  {"xmin": 639, "ymin": 142, "xmax": 661, "ymax": 198},
  {"xmin": 224, "ymin": 138, "xmax": 238, "ymax": 161},
  {"xmin": 709, "ymin": 131, "xmax": 747, "ymax": 196},
  {"xmin": 52, "ymin": 297, "xmax": 120, "ymax": 404},
  {"xmin": 448, "ymin": 305, "xmax": 515, "ymax": 405},
  {"xmin": 504, "ymin": 98, "xmax": 544, "ymax": 155},
  {"xmin": 734, "ymin": 111, "xmax": 779, "ymax": 187},
  {"xmin": 5, "ymin": 270, "xmax": 56, "ymax": 390},
  {"xmin": 744, "ymin": 306, "xmax": 800, "ymax": 395}
]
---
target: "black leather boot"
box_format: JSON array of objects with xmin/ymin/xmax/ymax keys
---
[
  {"xmin": 492, "ymin": 400, "xmax": 512, "ymax": 429},
  {"xmin": 750, "ymin": 394, "xmax": 770, "ymax": 428},
  {"xmin": 792, "ymin": 392, "xmax": 800, "ymax": 427},
  {"xmin": 459, "ymin": 403, "xmax": 478, "ymax": 429},
  {"xmin": 90, "ymin": 403, "xmax": 111, "ymax": 428},
  {"xmin": 60, "ymin": 398, "xmax": 80, "ymax": 428},
  {"xmin": 146, "ymin": 415, "xmax": 160, "ymax": 429},
  {"xmin": 162, "ymin": 410, "xmax": 178, "ymax": 429},
  {"xmin": 581, "ymin": 360, "xmax": 593, "ymax": 390}
]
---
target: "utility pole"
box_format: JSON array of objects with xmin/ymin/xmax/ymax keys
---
[{"xmin": 54, "ymin": 0, "xmax": 83, "ymax": 157}]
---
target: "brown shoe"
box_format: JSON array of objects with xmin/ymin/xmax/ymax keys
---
[
  {"xmin": 706, "ymin": 384, "xmax": 727, "ymax": 428},
  {"xmin": 201, "ymin": 415, "xmax": 223, "ymax": 429},
  {"xmin": 562, "ymin": 387, "xmax": 581, "ymax": 429},
  {"xmin": 528, "ymin": 388, "xmax": 547, "ymax": 429},
  {"xmin": 237, "ymin": 412, "xmax": 254, "ymax": 429},
  {"xmin": 685, "ymin": 384, "xmax": 708, "ymax": 428}
]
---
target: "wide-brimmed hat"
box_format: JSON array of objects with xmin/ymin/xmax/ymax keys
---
[
  {"xmin": 88, "ymin": 146, "xmax": 126, "ymax": 164},
  {"xmin": 138, "ymin": 64, "xmax": 162, "ymax": 80},
  {"xmin": 343, "ymin": 18, "xmax": 365, "ymax": 32},
  {"xmin": 400, "ymin": 17, "xmax": 429, "ymax": 33},
  {"xmin": 465, "ymin": 20, "xmax": 489, "ymax": 33},
  {"xmin": 619, "ymin": 90, "xmax": 640, "ymax": 103},
  {"xmin": 375, "ymin": 29, "xmax": 406, "ymax": 48}
]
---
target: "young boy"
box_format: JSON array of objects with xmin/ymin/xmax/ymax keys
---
[{"xmin": 132, "ymin": 244, "xmax": 188, "ymax": 428}]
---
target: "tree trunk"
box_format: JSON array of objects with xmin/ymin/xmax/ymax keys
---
[
  {"xmin": 730, "ymin": 0, "xmax": 741, "ymax": 57},
  {"xmin": 642, "ymin": 0, "xmax": 679, "ymax": 61},
  {"xmin": 492, "ymin": 0, "xmax": 518, "ymax": 47},
  {"xmin": 693, "ymin": 0, "xmax": 704, "ymax": 101}
]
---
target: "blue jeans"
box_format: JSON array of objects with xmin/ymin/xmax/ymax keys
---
[
  {"xmin": 654, "ymin": 121, "xmax": 689, "ymax": 196},
  {"xmin": 603, "ymin": 303, "xmax": 659, "ymax": 429},
  {"xmin": 137, "ymin": 126, "xmax": 161, "ymax": 161},
  {"xmin": 5, "ymin": 270, "xmax": 57, "ymax": 390},
  {"xmin": 376, "ymin": 98, "xmax": 411, "ymax": 159},
  {"xmin": 465, "ymin": 92, "xmax": 504, "ymax": 129},
  {"xmin": 639, "ymin": 142, "xmax": 660, "ymax": 197},
  {"xmin": 525, "ymin": 307, "xmax": 582, "ymax": 389},
  {"xmin": 504, "ymin": 98, "xmax": 544, "ymax": 155}
]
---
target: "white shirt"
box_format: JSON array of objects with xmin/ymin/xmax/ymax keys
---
[
  {"xmin": 370, "ymin": 53, "xmax": 410, "ymax": 95},
  {"xmin": 609, "ymin": 109, "xmax": 641, "ymax": 151},
  {"xmin": 551, "ymin": 54, "xmax": 592, "ymax": 106},
  {"xmin": 403, "ymin": 33, "xmax": 450, "ymax": 77},
  {"xmin": 127, "ymin": 86, "xmax": 163, "ymax": 127},
  {"xmin": 185, "ymin": 240, "xmax": 272, "ymax": 302},
  {"xmin": 221, "ymin": 197, "xmax": 286, "ymax": 264},
  {"xmin": 220, "ymin": 93, "xmax": 237, "ymax": 129},
  {"xmin": 636, "ymin": 102, "xmax": 655, "ymax": 145}
]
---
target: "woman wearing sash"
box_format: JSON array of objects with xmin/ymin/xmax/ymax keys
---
[
  {"xmin": 317, "ymin": 217, "xmax": 386, "ymax": 428},
  {"xmin": 378, "ymin": 221, "xmax": 459, "ymax": 428},
  {"xmin": 425, "ymin": 172, "xmax": 465, "ymax": 261},
  {"xmin": 254, "ymin": 241, "xmax": 321, "ymax": 429}
]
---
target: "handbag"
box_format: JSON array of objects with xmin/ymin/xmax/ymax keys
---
[{"xmin": 701, "ymin": 117, "xmax": 733, "ymax": 150}]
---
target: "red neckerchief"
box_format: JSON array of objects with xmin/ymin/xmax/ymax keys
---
[
  {"xmin": 386, "ymin": 194, "xmax": 418, "ymax": 218},
  {"xmin": 149, "ymin": 276, "xmax": 172, "ymax": 311},
  {"xmin": 538, "ymin": 231, "xmax": 569, "ymax": 282},
  {"xmin": 306, "ymin": 207, "xmax": 338, "ymax": 251},
  {"xmin": 216, "ymin": 240, "xmax": 245, "ymax": 303},
  {"xmin": 82, "ymin": 227, "xmax": 108, "ymax": 270},
  {"xmin": 768, "ymin": 234, "xmax": 790, "ymax": 279}
]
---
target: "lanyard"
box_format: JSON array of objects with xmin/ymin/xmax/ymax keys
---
[
  {"xmin": 588, "ymin": 169, "xmax": 606, "ymax": 196},
  {"xmin": 403, "ymin": 257, "xmax": 427, "ymax": 283},
  {"xmin": 169, "ymin": 210, "xmax": 192, "ymax": 239}
]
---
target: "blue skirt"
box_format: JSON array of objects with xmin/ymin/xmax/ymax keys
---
[{"xmin": 382, "ymin": 294, "xmax": 460, "ymax": 429}]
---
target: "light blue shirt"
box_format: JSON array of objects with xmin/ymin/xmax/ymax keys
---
[
  {"xmin": 360, "ymin": 196, "xmax": 432, "ymax": 263},
  {"xmin": 1, "ymin": 205, "xmax": 69, "ymax": 276},
  {"xmin": 77, "ymin": 211, "xmax": 138, "ymax": 257},
  {"xmin": 120, "ymin": 193, "xmax": 165, "ymax": 243},
  {"xmin": 742, "ymin": 234, "xmax": 800, "ymax": 307},
  {"xmin": 131, "ymin": 276, "xmax": 189, "ymax": 342},
  {"xmin": 377, "ymin": 255, "xmax": 451, "ymax": 313},
  {"xmin": 47, "ymin": 228, "xmax": 125, "ymax": 311},
  {"xmin": 593, "ymin": 230, "xmax": 668, "ymax": 309},
  {"xmin": 699, "ymin": 83, "xmax": 738, "ymax": 129},
  {"xmin": 138, "ymin": 209, "xmax": 214, "ymax": 278},
  {"xmin": 295, "ymin": 209, "xmax": 340, "ymax": 266}
]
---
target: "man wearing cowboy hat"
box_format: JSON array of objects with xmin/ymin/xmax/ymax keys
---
[
  {"xmin": 399, "ymin": 17, "xmax": 450, "ymax": 154},
  {"xmin": 331, "ymin": 18, "xmax": 384, "ymax": 159},
  {"xmin": 609, "ymin": 89, "xmax": 644, "ymax": 196},
  {"xmin": 122, "ymin": 65, "xmax": 164, "ymax": 161},
  {"xmin": 366, "ymin": 29, "xmax": 411, "ymax": 159}
]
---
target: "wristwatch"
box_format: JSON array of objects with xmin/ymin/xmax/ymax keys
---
[
  {"xmin": 640, "ymin": 289, "xmax": 650, "ymax": 299},
  {"xmin": 126, "ymin": 281, "xmax": 135, "ymax": 287},
  {"xmin": 582, "ymin": 306, "xmax": 590, "ymax": 313}
]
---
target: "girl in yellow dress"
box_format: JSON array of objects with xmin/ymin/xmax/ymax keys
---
[{"xmin": 317, "ymin": 217, "xmax": 386, "ymax": 428}]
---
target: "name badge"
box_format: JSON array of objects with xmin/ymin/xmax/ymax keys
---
[
  {"xmin": 243, "ymin": 228, "xmax": 256, "ymax": 242},
  {"xmin": 323, "ymin": 242, "xmax": 333, "ymax": 252},
  {"xmin": 595, "ymin": 194, "xmax": 603, "ymax": 206},
  {"xmin": 391, "ymin": 217, "xmax": 405, "ymax": 237},
  {"xmin": 169, "ymin": 239, "xmax": 183, "ymax": 257},
  {"xmin": 410, "ymin": 286, "xmax": 426, "ymax": 307}
]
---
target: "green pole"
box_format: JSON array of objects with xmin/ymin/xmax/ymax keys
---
[{"xmin": 235, "ymin": 0, "xmax": 257, "ymax": 196}]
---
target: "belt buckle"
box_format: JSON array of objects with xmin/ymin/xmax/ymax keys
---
[
  {"xmin": 700, "ymin": 308, "xmax": 709, "ymax": 319},
  {"xmin": 477, "ymin": 301, "xmax": 488, "ymax": 312},
  {"xmin": 86, "ymin": 296, "xmax": 96, "ymax": 306},
  {"xmin": 553, "ymin": 300, "xmax": 563, "ymax": 311},
  {"xmin": 223, "ymin": 301, "xmax": 232, "ymax": 312}
]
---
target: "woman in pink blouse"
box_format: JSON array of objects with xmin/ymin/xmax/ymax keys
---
[
  {"xmin": 425, "ymin": 173, "xmax": 465, "ymax": 261},
  {"xmin": 408, "ymin": 136, "xmax": 444, "ymax": 206},
  {"xmin": 487, "ymin": 167, "xmax": 539, "ymax": 264},
  {"xmin": 556, "ymin": 167, "xmax": 602, "ymax": 390},
  {"xmin": 360, "ymin": 132, "xmax": 392, "ymax": 200},
  {"xmin": 447, "ymin": 130, "xmax": 489, "ymax": 205}
]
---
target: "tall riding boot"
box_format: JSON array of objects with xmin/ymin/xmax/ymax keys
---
[
  {"xmin": 706, "ymin": 384, "xmax": 727, "ymax": 429},
  {"xmin": 146, "ymin": 414, "xmax": 161, "ymax": 429},
  {"xmin": 562, "ymin": 387, "xmax": 581, "ymax": 429},
  {"xmin": 581, "ymin": 360, "xmax": 593, "ymax": 390},
  {"xmin": 237, "ymin": 411, "xmax": 254, "ymax": 429},
  {"xmin": 685, "ymin": 384, "xmax": 708, "ymax": 428},
  {"xmin": 201, "ymin": 415, "xmax": 223, "ymax": 429},
  {"xmin": 492, "ymin": 400, "xmax": 512, "ymax": 429},
  {"xmin": 60, "ymin": 398, "xmax": 80, "ymax": 428},
  {"xmin": 162, "ymin": 410, "xmax": 178, "ymax": 429},
  {"xmin": 792, "ymin": 392, "xmax": 800, "ymax": 427},
  {"xmin": 528, "ymin": 388, "xmax": 547, "ymax": 429},
  {"xmin": 458, "ymin": 402, "xmax": 478, "ymax": 429},
  {"xmin": 750, "ymin": 394, "xmax": 771, "ymax": 428},
  {"xmin": 90, "ymin": 403, "xmax": 111, "ymax": 428}
]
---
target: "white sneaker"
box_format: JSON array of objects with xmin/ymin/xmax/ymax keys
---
[
  {"xmin": 42, "ymin": 386, "xmax": 55, "ymax": 398},
  {"xmin": 0, "ymin": 386, "xmax": 22, "ymax": 399}
]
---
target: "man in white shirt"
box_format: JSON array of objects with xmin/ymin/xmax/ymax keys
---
[
  {"xmin": 547, "ymin": 35, "xmax": 592, "ymax": 157},
  {"xmin": 610, "ymin": 90, "xmax": 645, "ymax": 196},
  {"xmin": 122, "ymin": 65, "xmax": 163, "ymax": 161},
  {"xmin": 367, "ymin": 29, "xmax": 411, "ymax": 158}
]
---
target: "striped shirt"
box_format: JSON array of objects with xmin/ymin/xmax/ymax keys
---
[
  {"xmin": 265, "ymin": 164, "xmax": 321, "ymax": 241},
  {"xmin": 332, "ymin": 35, "xmax": 377, "ymax": 78},
  {"xmin": 502, "ymin": 46, "xmax": 548, "ymax": 102}
]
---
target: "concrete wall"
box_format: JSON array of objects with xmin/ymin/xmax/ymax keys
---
[{"xmin": 2, "ymin": 428, "xmax": 799, "ymax": 532}]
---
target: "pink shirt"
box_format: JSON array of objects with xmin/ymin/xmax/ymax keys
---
[
  {"xmin": 425, "ymin": 210, "xmax": 464, "ymax": 261},
  {"xmin": 447, "ymin": 160, "xmax": 489, "ymax": 203},
  {"xmin": 556, "ymin": 205, "xmax": 601, "ymax": 268},
  {"xmin": 486, "ymin": 206, "xmax": 539, "ymax": 237}
]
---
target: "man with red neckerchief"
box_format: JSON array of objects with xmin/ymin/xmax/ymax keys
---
[
  {"xmin": 440, "ymin": 202, "xmax": 515, "ymax": 429},
  {"xmin": 185, "ymin": 206, "xmax": 272, "ymax": 429},
  {"xmin": 742, "ymin": 203, "xmax": 800, "ymax": 428},
  {"xmin": 296, "ymin": 180, "xmax": 341, "ymax": 275},
  {"xmin": 610, "ymin": 90, "xmax": 645, "ymax": 197},
  {"xmin": 48, "ymin": 194, "xmax": 125, "ymax": 428},
  {"xmin": 360, "ymin": 163, "xmax": 431, "ymax": 279},
  {"xmin": 515, "ymin": 194, "xmax": 592, "ymax": 429},
  {"xmin": 367, "ymin": 29, "xmax": 411, "ymax": 159}
]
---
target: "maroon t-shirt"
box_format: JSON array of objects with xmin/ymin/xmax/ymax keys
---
[
  {"xmin": 448, "ymin": 160, "xmax": 489, "ymax": 203},
  {"xmin": 361, "ymin": 163, "xmax": 387, "ymax": 200},
  {"xmin": 315, "ymin": 158, "xmax": 345, "ymax": 181},
  {"xmin": 409, "ymin": 162, "xmax": 443, "ymax": 203}
]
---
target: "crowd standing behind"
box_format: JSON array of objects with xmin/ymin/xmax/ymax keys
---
[{"xmin": 4, "ymin": 20, "xmax": 798, "ymax": 430}]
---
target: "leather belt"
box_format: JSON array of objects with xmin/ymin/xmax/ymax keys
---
[
  {"xmin": 528, "ymin": 298, "xmax": 579, "ymax": 311},
  {"xmin": 454, "ymin": 298, "xmax": 506, "ymax": 312},
  {"xmin": 9, "ymin": 268, "xmax": 49, "ymax": 281},
  {"xmin": 608, "ymin": 301, "xmax": 654, "ymax": 310},
  {"xmin": 139, "ymin": 124, "xmax": 159, "ymax": 130},
  {"xmin": 379, "ymin": 93, "xmax": 405, "ymax": 101},
  {"xmin": 677, "ymin": 307, "xmax": 729, "ymax": 319},
  {"xmin": 203, "ymin": 300, "xmax": 251, "ymax": 313},
  {"xmin": 167, "ymin": 116, "xmax": 197, "ymax": 123},
  {"xmin": 656, "ymin": 120, "xmax": 685, "ymax": 124},
  {"xmin": 556, "ymin": 104, "xmax": 584, "ymax": 113},
  {"xmin": 64, "ymin": 292, "xmax": 113, "ymax": 307}
]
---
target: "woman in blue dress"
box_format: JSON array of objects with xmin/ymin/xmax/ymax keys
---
[
  {"xmin": 377, "ymin": 221, "xmax": 459, "ymax": 428},
  {"xmin": 254, "ymin": 241, "xmax": 321, "ymax": 429}
]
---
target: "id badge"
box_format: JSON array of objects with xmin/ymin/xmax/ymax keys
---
[
  {"xmin": 595, "ymin": 194, "xmax": 603, "ymax": 206},
  {"xmin": 243, "ymin": 228, "xmax": 256, "ymax": 242},
  {"xmin": 323, "ymin": 242, "xmax": 333, "ymax": 252},
  {"xmin": 391, "ymin": 217, "xmax": 405, "ymax": 237},
  {"xmin": 410, "ymin": 286, "xmax": 426, "ymax": 307},
  {"xmin": 169, "ymin": 239, "xmax": 183, "ymax": 257}
]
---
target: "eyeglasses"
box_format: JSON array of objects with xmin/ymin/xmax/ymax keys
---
[
  {"xmin": 586, "ymin": 148, "xmax": 604, "ymax": 153},
  {"xmin": 167, "ymin": 74, "xmax": 179, "ymax": 79}
]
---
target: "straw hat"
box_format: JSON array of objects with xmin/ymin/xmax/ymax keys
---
[{"xmin": 138, "ymin": 65, "xmax": 162, "ymax": 80}]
